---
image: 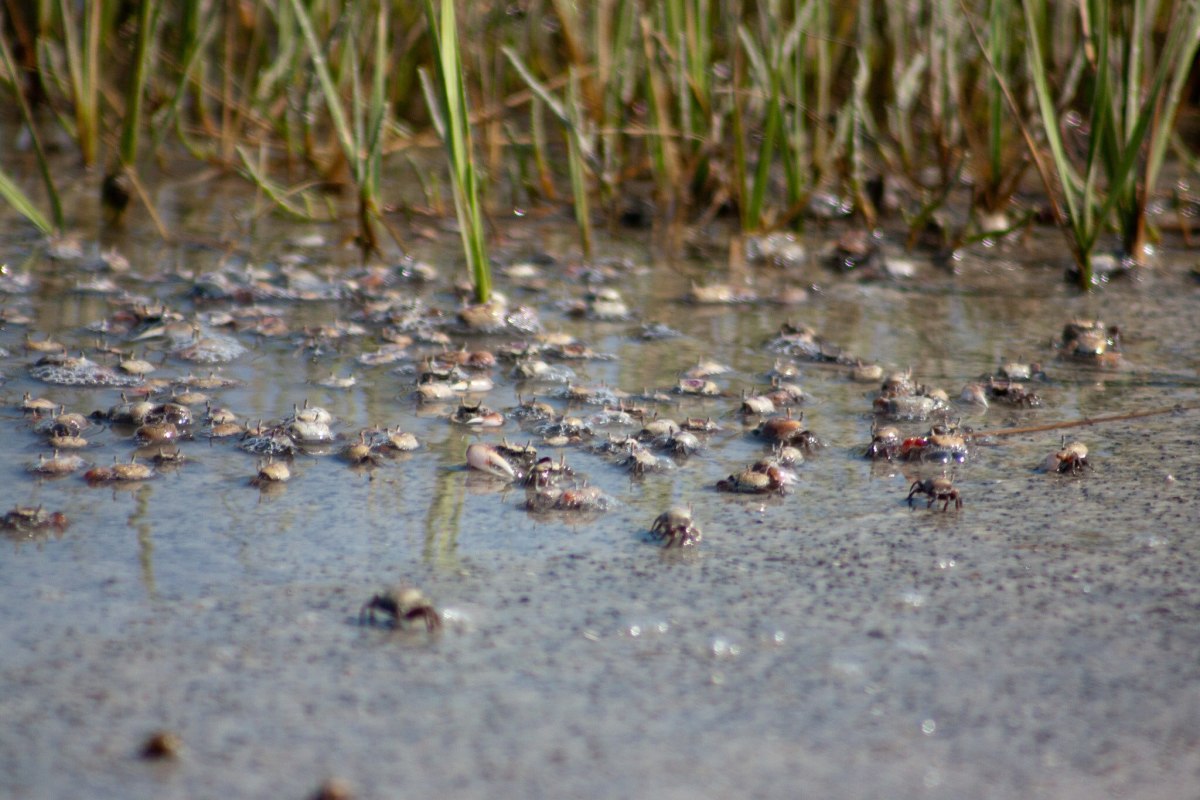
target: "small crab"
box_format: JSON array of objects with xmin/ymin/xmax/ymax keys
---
[
  {"xmin": 30, "ymin": 450, "xmax": 86, "ymax": 476},
  {"xmin": 359, "ymin": 586, "xmax": 441, "ymax": 631},
  {"xmin": 674, "ymin": 377, "xmax": 721, "ymax": 396},
  {"xmin": 716, "ymin": 464, "xmax": 789, "ymax": 494},
  {"xmin": 618, "ymin": 443, "xmax": 666, "ymax": 476},
  {"xmin": 984, "ymin": 376, "xmax": 1042, "ymax": 408},
  {"xmin": 681, "ymin": 417, "xmax": 720, "ymax": 433},
  {"xmin": 341, "ymin": 434, "xmax": 384, "ymax": 466},
  {"xmin": 739, "ymin": 393, "xmax": 777, "ymax": 416},
  {"xmin": 650, "ymin": 507, "xmax": 702, "ymax": 548},
  {"xmin": 135, "ymin": 421, "xmax": 179, "ymax": 445},
  {"xmin": 524, "ymin": 485, "xmax": 611, "ymax": 512},
  {"xmin": 250, "ymin": 457, "xmax": 291, "ymax": 486},
  {"xmin": 2, "ymin": 505, "xmax": 69, "ymax": 533},
  {"xmin": 922, "ymin": 431, "xmax": 969, "ymax": 464},
  {"xmin": 150, "ymin": 446, "xmax": 185, "ymax": 467},
  {"xmin": 865, "ymin": 424, "xmax": 902, "ymax": 460},
  {"xmin": 380, "ymin": 427, "xmax": 420, "ymax": 452},
  {"xmin": 754, "ymin": 412, "xmax": 821, "ymax": 451},
  {"xmin": 907, "ymin": 476, "xmax": 963, "ymax": 511},
  {"xmin": 1043, "ymin": 439, "xmax": 1091, "ymax": 475},
  {"xmin": 493, "ymin": 439, "xmax": 539, "ymax": 472},
  {"xmin": 654, "ymin": 429, "xmax": 703, "ymax": 458},
  {"xmin": 874, "ymin": 393, "xmax": 947, "ymax": 421},
  {"xmin": 452, "ymin": 400, "xmax": 504, "ymax": 427},
  {"xmin": 523, "ymin": 455, "xmax": 575, "ymax": 488},
  {"xmin": 20, "ymin": 392, "xmax": 58, "ymax": 415},
  {"xmin": 1061, "ymin": 319, "xmax": 1121, "ymax": 364}
]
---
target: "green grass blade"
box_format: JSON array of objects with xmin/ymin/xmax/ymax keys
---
[
  {"xmin": 423, "ymin": 0, "xmax": 490, "ymax": 304},
  {"xmin": 0, "ymin": 169, "xmax": 55, "ymax": 235},
  {"xmin": 0, "ymin": 15, "xmax": 62, "ymax": 231}
]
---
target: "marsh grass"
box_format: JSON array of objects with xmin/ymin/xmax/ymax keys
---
[
  {"xmin": 0, "ymin": 13, "xmax": 61, "ymax": 235},
  {"xmin": 0, "ymin": 1, "xmax": 1197, "ymax": 290},
  {"xmin": 1011, "ymin": 0, "xmax": 1200, "ymax": 286},
  {"xmin": 421, "ymin": 0, "xmax": 490, "ymax": 303}
]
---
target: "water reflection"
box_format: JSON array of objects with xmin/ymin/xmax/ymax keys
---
[{"xmin": 423, "ymin": 466, "xmax": 464, "ymax": 570}]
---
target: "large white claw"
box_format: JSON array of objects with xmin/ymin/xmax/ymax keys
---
[{"xmin": 466, "ymin": 443, "xmax": 517, "ymax": 480}]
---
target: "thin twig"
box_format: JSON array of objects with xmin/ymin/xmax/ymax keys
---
[{"xmin": 969, "ymin": 401, "xmax": 1200, "ymax": 439}]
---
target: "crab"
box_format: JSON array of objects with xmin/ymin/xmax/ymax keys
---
[
  {"xmin": 984, "ymin": 376, "xmax": 1042, "ymax": 407},
  {"xmin": 907, "ymin": 476, "xmax": 963, "ymax": 511},
  {"xmin": 522, "ymin": 455, "xmax": 575, "ymax": 487},
  {"xmin": 754, "ymin": 412, "xmax": 821, "ymax": 451},
  {"xmin": 650, "ymin": 507, "xmax": 702, "ymax": 548},
  {"xmin": 739, "ymin": 394, "xmax": 777, "ymax": 416},
  {"xmin": 2, "ymin": 505, "xmax": 69, "ymax": 533},
  {"xmin": 1062, "ymin": 319, "xmax": 1121, "ymax": 357},
  {"xmin": 681, "ymin": 417, "xmax": 720, "ymax": 433},
  {"xmin": 865, "ymin": 424, "xmax": 902, "ymax": 460},
  {"xmin": 150, "ymin": 446, "xmax": 186, "ymax": 466},
  {"xmin": 359, "ymin": 586, "xmax": 441, "ymax": 631},
  {"xmin": 525, "ymin": 485, "xmax": 603, "ymax": 512},
  {"xmin": 674, "ymin": 377, "xmax": 721, "ymax": 396},
  {"xmin": 1043, "ymin": 439, "xmax": 1091, "ymax": 475},
  {"xmin": 135, "ymin": 421, "xmax": 179, "ymax": 445},
  {"xmin": 86, "ymin": 456, "xmax": 154, "ymax": 484},
  {"xmin": 250, "ymin": 457, "xmax": 290, "ymax": 486},
  {"xmin": 451, "ymin": 400, "xmax": 504, "ymax": 427},
  {"xmin": 493, "ymin": 439, "xmax": 539, "ymax": 472},
  {"xmin": 618, "ymin": 443, "xmax": 666, "ymax": 476},
  {"xmin": 20, "ymin": 392, "xmax": 58, "ymax": 415},
  {"xmin": 341, "ymin": 434, "xmax": 384, "ymax": 466},
  {"xmin": 29, "ymin": 450, "xmax": 86, "ymax": 476},
  {"xmin": 922, "ymin": 431, "xmax": 969, "ymax": 464},
  {"xmin": 716, "ymin": 464, "xmax": 789, "ymax": 494},
  {"xmin": 654, "ymin": 429, "xmax": 704, "ymax": 458},
  {"xmin": 146, "ymin": 402, "xmax": 193, "ymax": 426}
]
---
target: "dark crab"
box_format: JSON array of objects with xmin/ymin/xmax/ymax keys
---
[
  {"xmin": 907, "ymin": 476, "xmax": 963, "ymax": 511},
  {"xmin": 2, "ymin": 505, "xmax": 69, "ymax": 533},
  {"xmin": 1042, "ymin": 439, "xmax": 1091, "ymax": 475},
  {"xmin": 650, "ymin": 507, "xmax": 702, "ymax": 548},
  {"xmin": 359, "ymin": 586, "xmax": 441, "ymax": 631}
]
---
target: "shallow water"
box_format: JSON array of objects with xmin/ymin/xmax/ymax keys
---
[{"xmin": 2, "ymin": 177, "xmax": 1200, "ymax": 799}]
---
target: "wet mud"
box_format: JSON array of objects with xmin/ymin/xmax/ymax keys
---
[{"xmin": 2, "ymin": 197, "xmax": 1200, "ymax": 799}]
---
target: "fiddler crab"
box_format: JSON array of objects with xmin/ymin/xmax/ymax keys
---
[
  {"xmin": 359, "ymin": 585, "xmax": 441, "ymax": 631},
  {"xmin": 2, "ymin": 505, "xmax": 69, "ymax": 533},
  {"xmin": 753, "ymin": 411, "xmax": 821, "ymax": 452},
  {"xmin": 250, "ymin": 457, "xmax": 290, "ymax": 487},
  {"xmin": 650, "ymin": 507, "xmax": 702, "ymax": 548},
  {"xmin": 716, "ymin": 460, "xmax": 792, "ymax": 495},
  {"xmin": 618, "ymin": 443, "xmax": 667, "ymax": 476},
  {"xmin": 465, "ymin": 442, "xmax": 520, "ymax": 481},
  {"xmin": 907, "ymin": 476, "xmax": 963, "ymax": 511},
  {"xmin": 1042, "ymin": 438, "xmax": 1091, "ymax": 475},
  {"xmin": 522, "ymin": 455, "xmax": 575, "ymax": 488},
  {"xmin": 85, "ymin": 455, "xmax": 154, "ymax": 484},
  {"xmin": 341, "ymin": 433, "xmax": 384, "ymax": 467},
  {"xmin": 897, "ymin": 424, "xmax": 970, "ymax": 464},
  {"xmin": 1061, "ymin": 319, "xmax": 1121, "ymax": 363},
  {"xmin": 524, "ymin": 484, "xmax": 611, "ymax": 513},
  {"xmin": 865, "ymin": 424, "xmax": 902, "ymax": 461}
]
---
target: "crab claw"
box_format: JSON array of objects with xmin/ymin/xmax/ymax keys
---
[{"xmin": 466, "ymin": 443, "xmax": 517, "ymax": 480}]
